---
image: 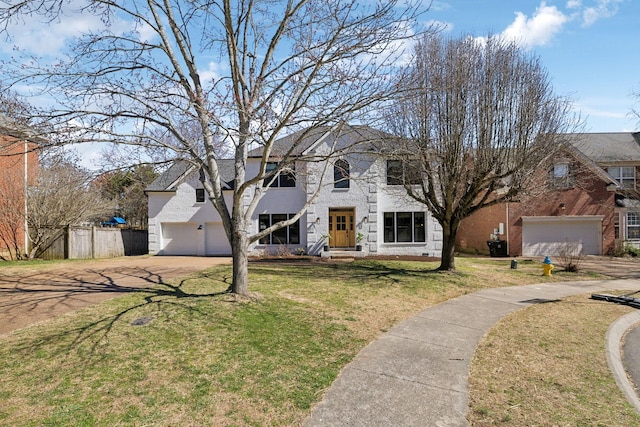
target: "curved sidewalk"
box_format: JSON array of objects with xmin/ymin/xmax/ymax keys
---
[{"xmin": 304, "ymin": 279, "xmax": 640, "ymax": 427}]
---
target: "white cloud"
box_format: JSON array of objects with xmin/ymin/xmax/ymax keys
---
[
  {"xmin": 3, "ymin": 13, "xmax": 107, "ymax": 56},
  {"xmin": 199, "ymin": 61, "xmax": 225, "ymax": 86},
  {"xmin": 427, "ymin": 19, "xmax": 454, "ymax": 33},
  {"xmin": 581, "ymin": 0, "xmax": 624, "ymax": 26},
  {"xmin": 494, "ymin": 0, "xmax": 624, "ymax": 50},
  {"xmin": 501, "ymin": 2, "xmax": 568, "ymax": 49},
  {"xmin": 429, "ymin": 1, "xmax": 451, "ymax": 12},
  {"xmin": 1, "ymin": 1, "xmax": 152, "ymax": 57}
]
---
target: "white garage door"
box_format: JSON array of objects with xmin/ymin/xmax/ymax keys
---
[
  {"xmin": 522, "ymin": 216, "xmax": 603, "ymax": 256},
  {"xmin": 161, "ymin": 223, "xmax": 198, "ymax": 255},
  {"xmin": 205, "ymin": 222, "xmax": 232, "ymax": 255}
]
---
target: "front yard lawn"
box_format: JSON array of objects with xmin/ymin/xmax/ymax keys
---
[{"xmin": 0, "ymin": 257, "xmax": 629, "ymax": 426}]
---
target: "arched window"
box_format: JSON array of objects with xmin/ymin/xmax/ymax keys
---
[{"xmin": 334, "ymin": 159, "xmax": 350, "ymax": 188}]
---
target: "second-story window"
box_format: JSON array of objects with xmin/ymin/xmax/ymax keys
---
[
  {"xmin": 264, "ymin": 162, "xmax": 296, "ymax": 188},
  {"xmin": 196, "ymin": 188, "xmax": 205, "ymax": 203},
  {"xmin": 386, "ymin": 159, "xmax": 422, "ymax": 185},
  {"xmin": 334, "ymin": 159, "xmax": 350, "ymax": 188},
  {"xmin": 550, "ymin": 162, "xmax": 572, "ymax": 189},
  {"xmin": 608, "ymin": 166, "xmax": 636, "ymax": 189}
]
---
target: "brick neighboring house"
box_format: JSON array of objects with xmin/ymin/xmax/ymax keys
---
[
  {"xmin": 456, "ymin": 132, "xmax": 640, "ymax": 257},
  {"xmin": 0, "ymin": 115, "xmax": 40, "ymax": 258}
]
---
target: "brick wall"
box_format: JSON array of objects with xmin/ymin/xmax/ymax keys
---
[
  {"xmin": 0, "ymin": 135, "xmax": 38, "ymax": 255},
  {"xmin": 456, "ymin": 157, "xmax": 616, "ymax": 256}
]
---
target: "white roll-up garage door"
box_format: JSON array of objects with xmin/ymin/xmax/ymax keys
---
[
  {"xmin": 161, "ymin": 222, "xmax": 198, "ymax": 255},
  {"xmin": 205, "ymin": 222, "xmax": 232, "ymax": 255},
  {"xmin": 522, "ymin": 216, "xmax": 603, "ymax": 256}
]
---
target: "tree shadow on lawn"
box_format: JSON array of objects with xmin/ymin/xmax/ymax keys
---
[
  {"xmin": 1, "ymin": 266, "xmax": 235, "ymax": 356},
  {"xmin": 248, "ymin": 258, "xmax": 449, "ymax": 286},
  {"xmin": 4, "ymin": 260, "xmax": 444, "ymax": 357}
]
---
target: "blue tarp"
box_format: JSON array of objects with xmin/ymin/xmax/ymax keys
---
[{"xmin": 103, "ymin": 216, "xmax": 126, "ymax": 226}]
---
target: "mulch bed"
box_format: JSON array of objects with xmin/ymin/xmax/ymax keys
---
[{"xmin": 249, "ymin": 255, "xmax": 441, "ymax": 264}]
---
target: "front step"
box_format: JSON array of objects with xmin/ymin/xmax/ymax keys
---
[{"xmin": 321, "ymin": 250, "xmax": 365, "ymax": 260}]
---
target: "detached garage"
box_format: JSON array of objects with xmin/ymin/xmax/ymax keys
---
[{"xmin": 522, "ymin": 216, "xmax": 604, "ymax": 256}]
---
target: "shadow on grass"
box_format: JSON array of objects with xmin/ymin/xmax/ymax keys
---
[
  {"xmin": 3, "ymin": 259, "xmax": 448, "ymax": 357},
  {"xmin": 248, "ymin": 258, "xmax": 448, "ymax": 285},
  {"xmin": 1, "ymin": 266, "xmax": 237, "ymax": 356}
]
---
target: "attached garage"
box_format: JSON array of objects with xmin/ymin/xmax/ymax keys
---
[
  {"xmin": 205, "ymin": 222, "xmax": 232, "ymax": 255},
  {"xmin": 161, "ymin": 222, "xmax": 198, "ymax": 255},
  {"xmin": 521, "ymin": 216, "xmax": 603, "ymax": 256}
]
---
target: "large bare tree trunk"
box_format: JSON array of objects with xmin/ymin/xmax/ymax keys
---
[
  {"xmin": 231, "ymin": 239, "xmax": 249, "ymax": 296},
  {"xmin": 438, "ymin": 220, "xmax": 458, "ymax": 271}
]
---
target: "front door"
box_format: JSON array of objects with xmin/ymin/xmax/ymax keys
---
[{"xmin": 329, "ymin": 209, "xmax": 355, "ymax": 248}]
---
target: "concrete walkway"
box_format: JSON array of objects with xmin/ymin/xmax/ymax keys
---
[{"xmin": 304, "ymin": 279, "xmax": 640, "ymax": 427}]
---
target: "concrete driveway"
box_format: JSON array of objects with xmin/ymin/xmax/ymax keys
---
[{"xmin": 0, "ymin": 256, "xmax": 231, "ymax": 335}]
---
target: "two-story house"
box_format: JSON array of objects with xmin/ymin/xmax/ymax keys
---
[
  {"xmin": 146, "ymin": 125, "xmax": 443, "ymax": 257},
  {"xmin": 457, "ymin": 132, "xmax": 640, "ymax": 257},
  {"xmin": 0, "ymin": 115, "xmax": 39, "ymax": 258}
]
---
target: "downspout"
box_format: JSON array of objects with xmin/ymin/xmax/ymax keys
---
[
  {"xmin": 23, "ymin": 140, "xmax": 28, "ymax": 257},
  {"xmin": 506, "ymin": 201, "xmax": 510, "ymax": 256}
]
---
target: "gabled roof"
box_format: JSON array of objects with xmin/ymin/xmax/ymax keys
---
[
  {"xmin": 569, "ymin": 132, "xmax": 640, "ymax": 163},
  {"xmin": 0, "ymin": 114, "xmax": 45, "ymax": 143},
  {"xmin": 248, "ymin": 124, "xmax": 393, "ymax": 158},
  {"xmin": 146, "ymin": 159, "xmax": 236, "ymax": 192},
  {"xmin": 562, "ymin": 140, "xmax": 619, "ymax": 188}
]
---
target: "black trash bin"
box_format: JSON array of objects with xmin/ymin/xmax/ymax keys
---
[{"xmin": 487, "ymin": 240, "xmax": 508, "ymax": 257}]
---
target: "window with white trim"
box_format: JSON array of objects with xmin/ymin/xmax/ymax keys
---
[
  {"xmin": 383, "ymin": 212, "xmax": 426, "ymax": 243},
  {"xmin": 258, "ymin": 214, "xmax": 300, "ymax": 244},
  {"xmin": 334, "ymin": 159, "xmax": 350, "ymax": 189},
  {"xmin": 608, "ymin": 166, "xmax": 636, "ymax": 189},
  {"xmin": 627, "ymin": 212, "xmax": 640, "ymax": 240},
  {"xmin": 550, "ymin": 161, "xmax": 573, "ymax": 189}
]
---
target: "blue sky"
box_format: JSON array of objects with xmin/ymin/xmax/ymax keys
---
[
  {"xmin": 429, "ymin": 0, "xmax": 640, "ymax": 132},
  {"xmin": 1, "ymin": 0, "xmax": 637, "ymax": 143}
]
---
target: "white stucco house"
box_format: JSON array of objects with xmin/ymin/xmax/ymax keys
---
[{"xmin": 146, "ymin": 125, "xmax": 443, "ymax": 257}]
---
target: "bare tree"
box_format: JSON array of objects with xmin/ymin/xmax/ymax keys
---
[
  {"xmin": 386, "ymin": 34, "xmax": 579, "ymax": 271},
  {"xmin": 26, "ymin": 150, "xmax": 115, "ymax": 259},
  {"xmin": 0, "ymin": 0, "xmax": 425, "ymax": 294},
  {"xmin": 95, "ymin": 165, "xmax": 158, "ymax": 229},
  {"xmin": 0, "ymin": 163, "xmax": 27, "ymax": 260}
]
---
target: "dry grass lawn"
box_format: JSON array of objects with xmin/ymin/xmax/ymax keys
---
[
  {"xmin": 0, "ymin": 256, "xmax": 637, "ymax": 426},
  {"xmin": 469, "ymin": 292, "xmax": 640, "ymax": 426}
]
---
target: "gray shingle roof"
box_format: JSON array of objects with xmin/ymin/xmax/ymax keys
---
[
  {"xmin": 569, "ymin": 132, "xmax": 640, "ymax": 163},
  {"xmin": 248, "ymin": 124, "xmax": 393, "ymax": 158},
  {"xmin": 0, "ymin": 114, "xmax": 45, "ymax": 142},
  {"xmin": 146, "ymin": 160, "xmax": 193, "ymax": 191},
  {"xmin": 146, "ymin": 159, "xmax": 236, "ymax": 191}
]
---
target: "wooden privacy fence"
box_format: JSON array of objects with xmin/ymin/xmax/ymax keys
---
[{"xmin": 39, "ymin": 227, "xmax": 148, "ymax": 260}]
